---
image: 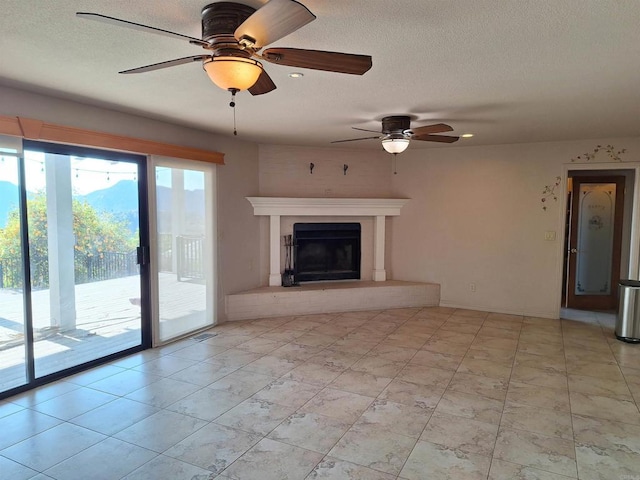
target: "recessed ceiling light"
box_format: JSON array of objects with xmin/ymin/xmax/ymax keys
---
[
  {"xmin": 289, "ymin": 72, "xmax": 304, "ymax": 78},
  {"xmin": 461, "ymin": 133, "xmax": 474, "ymax": 138}
]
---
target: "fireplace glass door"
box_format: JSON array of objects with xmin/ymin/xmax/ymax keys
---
[{"xmin": 294, "ymin": 223, "xmax": 361, "ymax": 282}]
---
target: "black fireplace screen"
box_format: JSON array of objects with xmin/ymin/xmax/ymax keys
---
[{"xmin": 293, "ymin": 223, "xmax": 361, "ymax": 282}]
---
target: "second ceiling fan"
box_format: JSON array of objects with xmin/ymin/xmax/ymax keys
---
[
  {"xmin": 77, "ymin": 0, "xmax": 373, "ymax": 96},
  {"xmin": 333, "ymin": 116, "xmax": 459, "ymax": 154}
]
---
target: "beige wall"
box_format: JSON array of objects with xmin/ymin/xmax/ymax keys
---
[
  {"xmin": 256, "ymin": 144, "xmax": 391, "ymax": 283},
  {"xmin": 0, "ymin": 84, "xmax": 261, "ymax": 322},
  {"xmin": 258, "ymin": 144, "xmax": 391, "ymax": 198},
  {"xmin": 389, "ymin": 139, "xmax": 640, "ymax": 318},
  {"xmin": 256, "ymin": 139, "xmax": 640, "ymax": 318}
]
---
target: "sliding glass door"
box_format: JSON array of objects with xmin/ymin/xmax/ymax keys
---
[
  {"xmin": 0, "ymin": 135, "xmax": 28, "ymax": 392},
  {"xmin": 1, "ymin": 138, "xmax": 150, "ymax": 397},
  {"xmin": 1, "ymin": 139, "xmax": 217, "ymax": 397},
  {"xmin": 150, "ymin": 157, "xmax": 216, "ymax": 344}
]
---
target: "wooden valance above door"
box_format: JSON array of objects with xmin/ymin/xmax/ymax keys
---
[{"xmin": 0, "ymin": 115, "xmax": 224, "ymax": 165}]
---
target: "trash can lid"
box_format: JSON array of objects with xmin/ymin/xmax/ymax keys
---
[{"xmin": 619, "ymin": 279, "xmax": 640, "ymax": 288}]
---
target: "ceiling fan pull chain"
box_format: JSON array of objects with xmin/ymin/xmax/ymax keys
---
[
  {"xmin": 233, "ymin": 103, "xmax": 237, "ymax": 136},
  {"xmin": 229, "ymin": 88, "xmax": 238, "ymax": 136},
  {"xmin": 393, "ymin": 153, "xmax": 398, "ymax": 175}
]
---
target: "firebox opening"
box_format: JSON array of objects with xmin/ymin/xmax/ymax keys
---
[{"xmin": 293, "ymin": 223, "xmax": 361, "ymax": 282}]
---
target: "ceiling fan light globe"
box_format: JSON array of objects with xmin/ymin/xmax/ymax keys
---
[
  {"xmin": 381, "ymin": 137, "xmax": 410, "ymax": 154},
  {"xmin": 203, "ymin": 57, "xmax": 263, "ymax": 91}
]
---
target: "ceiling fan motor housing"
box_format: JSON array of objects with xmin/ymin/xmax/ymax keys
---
[
  {"xmin": 382, "ymin": 116, "xmax": 411, "ymax": 134},
  {"xmin": 201, "ymin": 2, "xmax": 255, "ymax": 47}
]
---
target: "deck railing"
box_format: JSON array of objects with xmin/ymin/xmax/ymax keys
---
[
  {"xmin": 0, "ymin": 250, "xmax": 138, "ymax": 289},
  {"xmin": 0, "ymin": 258, "xmax": 21, "ymax": 289},
  {"xmin": 176, "ymin": 235, "xmax": 204, "ymax": 281},
  {"xmin": 77, "ymin": 251, "xmax": 138, "ymax": 284},
  {"xmin": 0, "ymin": 235, "xmax": 203, "ymax": 289}
]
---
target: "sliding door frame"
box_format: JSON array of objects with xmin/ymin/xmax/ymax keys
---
[
  {"xmin": 0, "ymin": 115, "xmax": 224, "ymax": 400},
  {"xmin": 17, "ymin": 149, "xmax": 36, "ymax": 384},
  {"xmin": 1, "ymin": 140, "xmax": 152, "ymax": 400}
]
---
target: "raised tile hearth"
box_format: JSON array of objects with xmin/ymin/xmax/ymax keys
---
[{"xmin": 225, "ymin": 280, "xmax": 440, "ymax": 321}]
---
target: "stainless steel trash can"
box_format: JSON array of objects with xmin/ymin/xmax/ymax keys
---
[{"xmin": 617, "ymin": 280, "xmax": 640, "ymax": 343}]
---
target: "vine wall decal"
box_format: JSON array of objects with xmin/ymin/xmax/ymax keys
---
[
  {"xmin": 541, "ymin": 176, "xmax": 561, "ymax": 211},
  {"xmin": 571, "ymin": 144, "xmax": 627, "ymax": 162}
]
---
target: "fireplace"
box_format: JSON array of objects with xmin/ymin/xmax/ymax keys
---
[
  {"xmin": 246, "ymin": 197, "xmax": 409, "ymax": 285},
  {"xmin": 294, "ymin": 223, "xmax": 361, "ymax": 282}
]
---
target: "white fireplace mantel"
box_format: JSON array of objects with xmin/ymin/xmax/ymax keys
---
[{"xmin": 247, "ymin": 197, "xmax": 410, "ymax": 286}]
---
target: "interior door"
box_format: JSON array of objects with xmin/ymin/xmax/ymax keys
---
[{"xmin": 567, "ymin": 176, "xmax": 625, "ymax": 310}]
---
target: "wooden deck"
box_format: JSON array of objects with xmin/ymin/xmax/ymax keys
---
[{"xmin": 0, "ymin": 273, "xmax": 206, "ymax": 393}]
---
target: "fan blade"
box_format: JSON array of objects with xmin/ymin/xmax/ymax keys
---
[
  {"xmin": 119, "ymin": 55, "xmax": 209, "ymax": 74},
  {"xmin": 413, "ymin": 134, "xmax": 460, "ymax": 143},
  {"xmin": 76, "ymin": 12, "xmax": 208, "ymax": 47},
  {"xmin": 249, "ymin": 70, "xmax": 277, "ymax": 95},
  {"xmin": 331, "ymin": 136, "xmax": 380, "ymax": 144},
  {"xmin": 235, "ymin": 0, "xmax": 316, "ymax": 49},
  {"xmin": 263, "ymin": 48, "xmax": 372, "ymax": 75},
  {"xmin": 352, "ymin": 127, "xmax": 382, "ymax": 134},
  {"xmin": 410, "ymin": 123, "xmax": 454, "ymax": 136}
]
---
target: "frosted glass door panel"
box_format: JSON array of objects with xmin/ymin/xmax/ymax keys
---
[{"xmin": 575, "ymin": 183, "xmax": 616, "ymax": 296}]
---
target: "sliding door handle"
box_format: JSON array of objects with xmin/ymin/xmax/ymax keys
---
[{"xmin": 136, "ymin": 246, "xmax": 150, "ymax": 265}]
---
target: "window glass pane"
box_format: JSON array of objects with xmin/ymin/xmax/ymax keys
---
[
  {"xmin": 22, "ymin": 151, "xmax": 143, "ymax": 377},
  {"xmin": 0, "ymin": 145, "xmax": 28, "ymax": 392},
  {"xmin": 154, "ymin": 161, "xmax": 215, "ymax": 342}
]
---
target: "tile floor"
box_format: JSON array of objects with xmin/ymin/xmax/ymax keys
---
[{"xmin": 1, "ymin": 307, "xmax": 640, "ymax": 480}]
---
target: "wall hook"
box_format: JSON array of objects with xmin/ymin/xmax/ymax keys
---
[
  {"xmin": 343, "ymin": 164, "xmax": 349, "ymax": 175},
  {"xmin": 310, "ymin": 162, "xmax": 315, "ymax": 174}
]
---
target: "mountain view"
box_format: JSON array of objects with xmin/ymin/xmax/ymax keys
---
[
  {"xmin": 77, "ymin": 180, "xmax": 140, "ymax": 233},
  {"xmin": 0, "ymin": 180, "xmax": 205, "ymax": 233},
  {"xmin": 0, "ymin": 181, "xmax": 20, "ymax": 227}
]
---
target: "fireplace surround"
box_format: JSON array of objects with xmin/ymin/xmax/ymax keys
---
[{"xmin": 246, "ymin": 197, "xmax": 409, "ymax": 286}]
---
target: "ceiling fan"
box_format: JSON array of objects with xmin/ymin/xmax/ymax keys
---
[
  {"xmin": 333, "ymin": 116, "xmax": 459, "ymax": 154},
  {"xmin": 76, "ymin": 0, "xmax": 373, "ymax": 97}
]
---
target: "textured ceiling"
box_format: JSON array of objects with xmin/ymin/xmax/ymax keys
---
[{"xmin": 1, "ymin": 0, "xmax": 639, "ymax": 149}]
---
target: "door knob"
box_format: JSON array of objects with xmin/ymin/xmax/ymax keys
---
[{"xmin": 570, "ymin": 248, "xmax": 577, "ymax": 254}]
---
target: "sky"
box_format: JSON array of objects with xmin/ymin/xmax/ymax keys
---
[{"xmin": 0, "ymin": 151, "xmax": 204, "ymax": 195}]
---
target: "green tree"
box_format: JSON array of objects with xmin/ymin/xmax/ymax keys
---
[{"xmin": 0, "ymin": 194, "xmax": 137, "ymax": 288}]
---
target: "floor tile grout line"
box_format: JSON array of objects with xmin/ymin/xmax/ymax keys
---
[
  {"xmin": 297, "ymin": 309, "xmax": 430, "ymax": 478},
  {"xmin": 210, "ymin": 314, "xmax": 380, "ymax": 475},
  {"xmin": 391, "ymin": 309, "xmax": 458, "ymax": 479},
  {"xmin": 604, "ymin": 324, "xmax": 640, "ymax": 415},
  {"xmin": 232, "ymin": 308, "xmax": 632, "ymax": 476},
  {"xmin": 501, "ymin": 316, "xmax": 581, "ymax": 479},
  {"xmin": 253, "ymin": 309, "xmax": 441, "ymax": 479},
  {"xmin": 490, "ymin": 314, "xmax": 520, "ymax": 477},
  {"xmin": 3, "ymin": 308, "xmax": 639, "ymax": 479},
  {"xmin": 561, "ymin": 316, "xmax": 582, "ymax": 480}
]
